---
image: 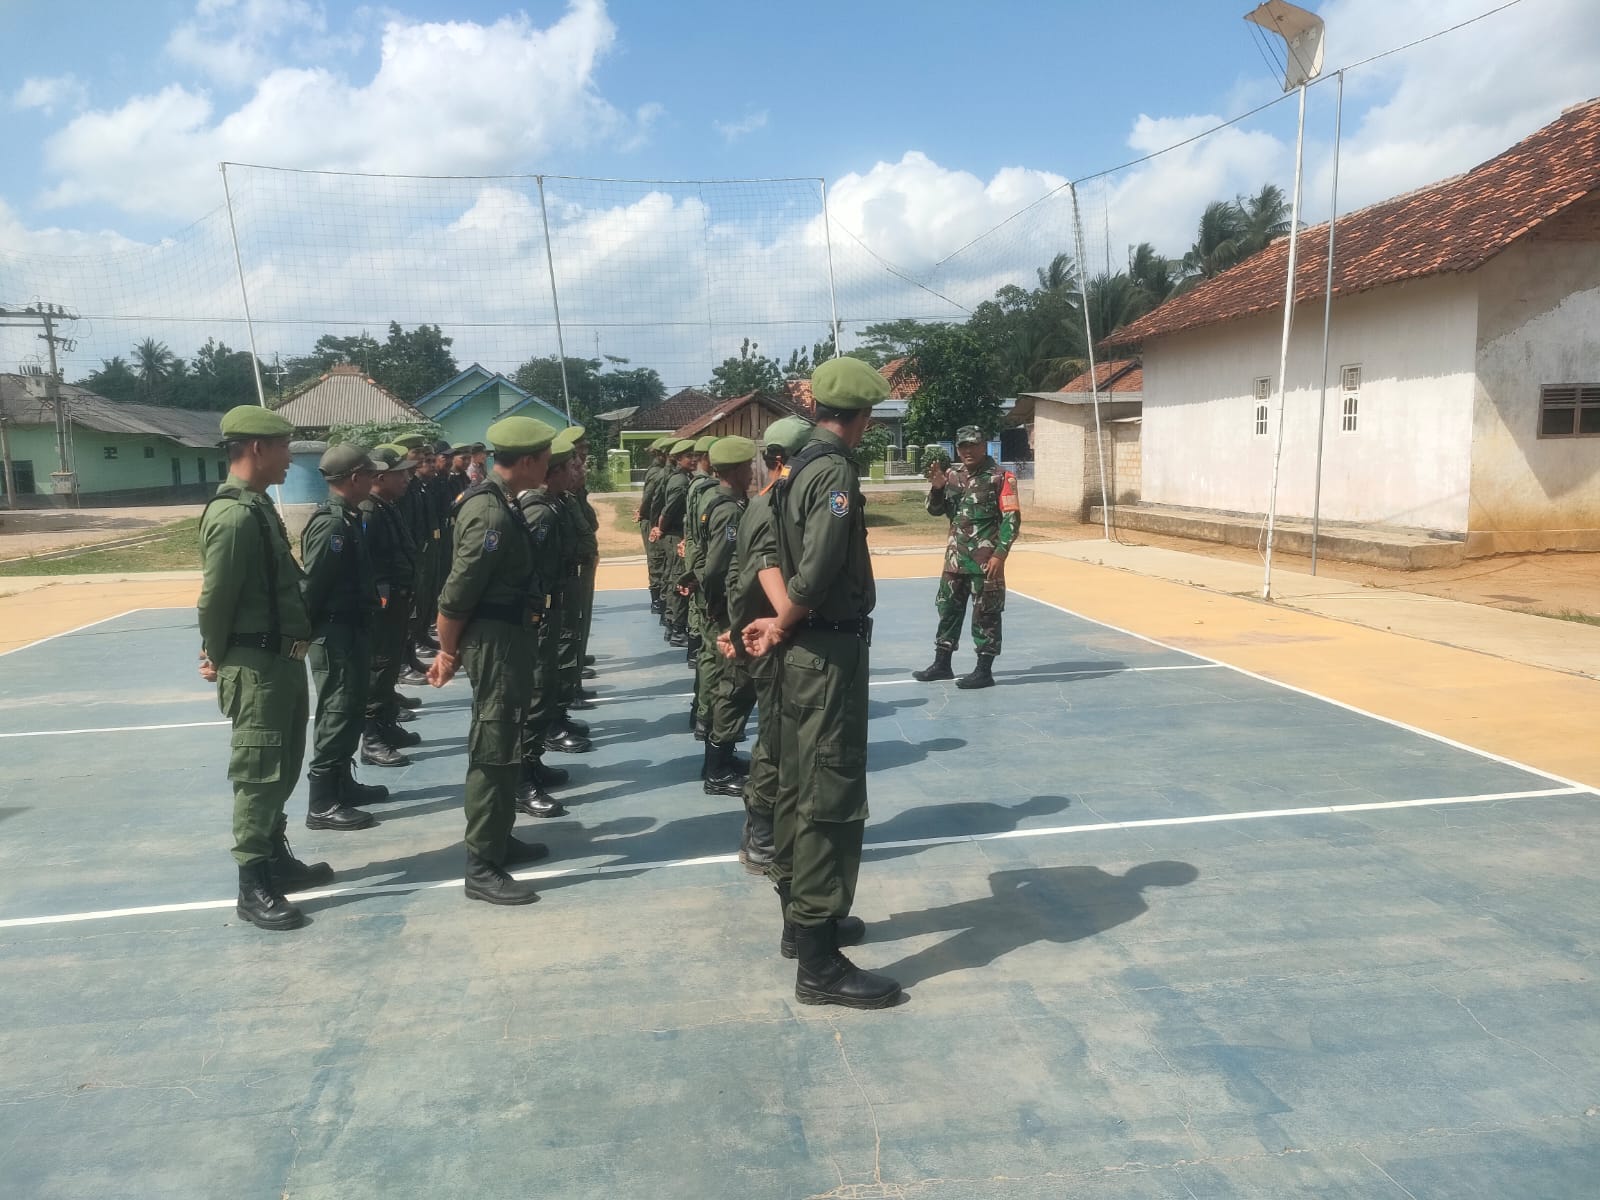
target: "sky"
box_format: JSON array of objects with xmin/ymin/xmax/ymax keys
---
[{"xmin": 0, "ymin": 0, "xmax": 1594, "ymax": 387}]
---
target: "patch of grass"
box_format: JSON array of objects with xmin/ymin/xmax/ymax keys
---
[
  {"xmin": 862, "ymin": 490, "xmax": 944, "ymax": 529},
  {"xmin": 1520, "ymin": 606, "xmax": 1600, "ymax": 626},
  {"xmin": 0, "ymin": 518, "xmax": 203, "ymax": 576}
]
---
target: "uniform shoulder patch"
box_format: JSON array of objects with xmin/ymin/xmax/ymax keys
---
[
  {"xmin": 329, "ymin": 534, "xmax": 344, "ymax": 553},
  {"xmin": 726, "ymin": 522, "xmax": 738, "ymax": 542},
  {"xmin": 829, "ymin": 490, "xmax": 850, "ymax": 518},
  {"xmin": 484, "ymin": 529, "xmax": 501, "ymax": 552}
]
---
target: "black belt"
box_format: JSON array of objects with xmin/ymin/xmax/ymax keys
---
[
  {"xmin": 229, "ymin": 632, "xmax": 311, "ymax": 660},
  {"xmin": 565, "ymin": 564, "xmax": 582, "ymax": 578},
  {"xmin": 320, "ymin": 610, "xmax": 369, "ymax": 625},
  {"xmin": 473, "ymin": 601, "xmax": 539, "ymax": 627},
  {"xmin": 803, "ymin": 616, "xmax": 873, "ymax": 643}
]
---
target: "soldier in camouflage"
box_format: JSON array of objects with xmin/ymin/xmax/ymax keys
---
[{"xmin": 913, "ymin": 425, "xmax": 1021, "ymax": 690}]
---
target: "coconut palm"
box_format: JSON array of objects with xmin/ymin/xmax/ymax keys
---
[
  {"xmin": 1236, "ymin": 183, "xmax": 1292, "ymax": 256},
  {"xmin": 1180, "ymin": 201, "xmax": 1246, "ymax": 287},
  {"xmin": 133, "ymin": 338, "xmax": 177, "ymax": 401}
]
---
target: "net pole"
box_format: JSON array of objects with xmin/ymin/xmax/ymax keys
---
[
  {"xmin": 1260, "ymin": 82, "xmax": 1309, "ymax": 600},
  {"xmin": 1310, "ymin": 70, "xmax": 1344, "ymax": 576},
  {"xmin": 820, "ymin": 178, "xmax": 843, "ymax": 355},
  {"xmin": 220, "ymin": 164, "xmax": 270, "ymax": 411},
  {"xmin": 535, "ymin": 176, "xmax": 574, "ymax": 421},
  {"xmin": 1070, "ymin": 183, "xmax": 1112, "ymax": 541}
]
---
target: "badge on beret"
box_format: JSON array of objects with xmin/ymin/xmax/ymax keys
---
[
  {"xmin": 829, "ymin": 490, "xmax": 850, "ymax": 517},
  {"xmin": 484, "ymin": 530, "xmax": 501, "ymax": 552},
  {"xmin": 329, "ymin": 534, "xmax": 344, "ymax": 554}
]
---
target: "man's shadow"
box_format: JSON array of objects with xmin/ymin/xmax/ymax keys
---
[
  {"xmin": 873, "ymin": 861, "xmax": 1198, "ymax": 989},
  {"xmin": 864, "ymin": 793, "xmax": 1071, "ymax": 852}
]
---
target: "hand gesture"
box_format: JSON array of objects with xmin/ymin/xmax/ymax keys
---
[
  {"xmin": 983, "ymin": 554, "xmax": 1006, "ymax": 583},
  {"xmin": 741, "ymin": 616, "xmax": 786, "ymax": 657},
  {"xmin": 926, "ymin": 460, "xmax": 947, "ymax": 489},
  {"xmin": 648, "ymin": 527, "xmax": 661, "ymax": 543},
  {"xmin": 716, "ymin": 630, "xmax": 736, "ymax": 660}
]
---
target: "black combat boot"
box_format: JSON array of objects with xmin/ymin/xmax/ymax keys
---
[
  {"xmin": 397, "ymin": 666, "xmax": 429, "ymax": 686},
  {"xmin": 792, "ymin": 922, "xmax": 900, "ymax": 1008},
  {"xmin": 524, "ymin": 754, "xmax": 569, "ymax": 788},
  {"xmin": 464, "ymin": 851, "xmax": 540, "ymax": 905},
  {"xmin": 360, "ymin": 719, "xmax": 410, "ymax": 767},
  {"xmin": 778, "ymin": 874, "xmax": 866, "ymax": 959},
  {"xmin": 567, "ymin": 692, "xmax": 596, "ymax": 711},
  {"xmin": 306, "ymin": 771, "xmax": 375, "ymax": 831},
  {"xmin": 556, "ymin": 712, "xmax": 591, "ymax": 738},
  {"xmin": 340, "ymin": 760, "xmax": 390, "ymax": 805},
  {"xmin": 739, "ymin": 798, "xmax": 774, "ymax": 875},
  {"xmin": 581, "ymin": 667, "xmax": 597, "ymax": 680},
  {"xmin": 382, "ymin": 718, "xmax": 422, "ymax": 748},
  {"xmin": 913, "ymin": 647, "xmax": 955, "ymax": 682},
  {"xmin": 392, "ymin": 705, "xmax": 418, "ymax": 723},
  {"xmin": 543, "ymin": 726, "xmax": 592, "ymax": 755},
  {"xmin": 237, "ymin": 861, "xmax": 305, "ymax": 931},
  {"xmin": 668, "ymin": 623, "xmax": 689, "ymax": 648},
  {"xmin": 583, "ymin": 654, "xmax": 596, "ymax": 667},
  {"xmin": 703, "ymin": 740, "xmax": 745, "ymax": 797},
  {"xmin": 395, "ymin": 692, "xmax": 422, "ymax": 710},
  {"xmin": 515, "ymin": 768, "xmax": 567, "ymax": 819},
  {"xmin": 267, "ymin": 816, "xmax": 334, "ymax": 890},
  {"xmin": 505, "ymin": 836, "xmax": 550, "ymax": 866},
  {"xmin": 956, "ymin": 653, "xmax": 996, "ymax": 690}
]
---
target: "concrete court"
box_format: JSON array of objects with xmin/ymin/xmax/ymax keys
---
[{"xmin": 1, "ymin": 569, "xmax": 1599, "ymax": 1198}]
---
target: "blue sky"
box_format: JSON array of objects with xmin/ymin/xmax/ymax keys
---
[{"xmin": 0, "ymin": 0, "xmax": 1593, "ymax": 383}]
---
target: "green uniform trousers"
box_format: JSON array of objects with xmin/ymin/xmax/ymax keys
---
[
  {"xmin": 557, "ymin": 568, "xmax": 586, "ymax": 706},
  {"xmin": 662, "ymin": 535, "xmax": 688, "ymax": 625},
  {"xmin": 772, "ymin": 629, "xmax": 869, "ymax": 927},
  {"xmin": 934, "ymin": 571, "xmax": 1005, "ymax": 656},
  {"xmin": 524, "ymin": 603, "xmax": 563, "ymax": 743},
  {"xmin": 579, "ymin": 557, "xmax": 598, "ymax": 663},
  {"xmin": 646, "ymin": 535, "xmax": 668, "ymax": 603},
  {"xmin": 365, "ymin": 591, "xmax": 410, "ymax": 720},
  {"xmin": 707, "ymin": 633, "xmax": 757, "ymax": 745},
  {"xmin": 462, "ymin": 619, "xmax": 535, "ymax": 865},
  {"xmin": 218, "ymin": 649, "xmax": 310, "ymax": 865},
  {"xmin": 745, "ymin": 653, "xmax": 781, "ymax": 821},
  {"xmin": 308, "ymin": 623, "xmax": 371, "ymax": 776}
]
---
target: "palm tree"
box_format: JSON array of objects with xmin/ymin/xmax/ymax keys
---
[
  {"xmin": 133, "ymin": 338, "xmax": 176, "ymax": 401},
  {"xmin": 1127, "ymin": 242, "xmax": 1179, "ymax": 310},
  {"xmin": 1235, "ymin": 183, "xmax": 1291, "ymax": 257},
  {"xmin": 1179, "ymin": 201, "xmax": 1246, "ymax": 287}
]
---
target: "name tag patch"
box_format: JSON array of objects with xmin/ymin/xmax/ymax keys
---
[
  {"xmin": 484, "ymin": 530, "xmax": 501, "ymax": 552},
  {"xmin": 829, "ymin": 490, "xmax": 850, "ymax": 517}
]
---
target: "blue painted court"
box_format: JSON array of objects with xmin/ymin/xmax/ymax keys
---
[{"xmin": 2, "ymin": 577, "xmax": 1597, "ymax": 1198}]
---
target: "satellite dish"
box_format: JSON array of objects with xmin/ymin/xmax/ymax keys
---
[{"xmin": 1245, "ymin": 0, "xmax": 1325, "ymax": 91}]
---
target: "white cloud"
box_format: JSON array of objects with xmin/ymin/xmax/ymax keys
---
[
  {"xmin": 165, "ymin": 0, "xmax": 357, "ymax": 85},
  {"xmin": 11, "ymin": 75, "xmax": 88, "ymax": 115},
  {"xmin": 39, "ymin": 1, "xmax": 651, "ymax": 219},
  {"xmin": 714, "ymin": 109, "xmax": 768, "ymax": 143}
]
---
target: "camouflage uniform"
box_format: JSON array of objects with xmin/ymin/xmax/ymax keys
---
[{"xmin": 926, "ymin": 454, "xmax": 1021, "ymax": 656}]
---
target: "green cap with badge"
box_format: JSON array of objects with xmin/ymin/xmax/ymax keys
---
[
  {"xmin": 693, "ymin": 434, "xmax": 717, "ymax": 454},
  {"xmin": 810, "ymin": 357, "xmax": 890, "ymax": 410},
  {"xmin": 709, "ymin": 436, "xmax": 756, "ymax": 469},
  {"xmin": 956, "ymin": 425, "xmax": 985, "ymax": 445},
  {"xmin": 371, "ymin": 444, "xmax": 416, "ymax": 472},
  {"xmin": 486, "ymin": 415, "xmax": 558, "ymax": 454},
  {"xmin": 762, "ymin": 415, "xmax": 814, "ymax": 455},
  {"xmin": 671, "ymin": 438, "xmax": 697, "ymax": 455},
  {"xmin": 552, "ymin": 425, "xmax": 583, "ymax": 455},
  {"xmin": 219, "ymin": 405, "xmax": 294, "ymax": 441},
  {"xmin": 392, "ymin": 432, "xmax": 429, "ymax": 450},
  {"xmin": 319, "ymin": 442, "xmax": 382, "ymax": 479}
]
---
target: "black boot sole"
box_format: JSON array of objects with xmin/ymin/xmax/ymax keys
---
[
  {"xmin": 955, "ymin": 679, "xmax": 995, "ymax": 690},
  {"xmin": 306, "ymin": 810, "xmax": 376, "ymax": 831},
  {"xmin": 794, "ymin": 982, "xmax": 902, "ymax": 1009},
  {"xmin": 913, "ymin": 669, "xmax": 955, "ymax": 681},
  {"xmin": 463, "ymin": 882, "xmax": 540, "ymax": 906},
  {"xmin": 235, "ymin": 902, "xmax": 304, "ymax": 931},
  {"xmin": 360, "ymin": 752, "xmax": 411, "ymax": 768}
]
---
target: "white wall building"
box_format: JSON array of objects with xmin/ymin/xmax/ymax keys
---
[{"xmin": 1108, "ymin": 98, "xmax": 1600, "ymax": 556}]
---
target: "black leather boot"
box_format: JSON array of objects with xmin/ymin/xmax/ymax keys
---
[
  {"xmin": 913, "ymin": 647, "xmax": 955, "ymax": 681},
  {"xmin": 383, "ymin": 719, "xmax": 422, "ymax": 748},
  {"xmin": 464, "ymin": 851, "xmax": 540, "ymax": 905},
  {"xmin": 668, "ymin": 623, "xmax": 689, "ymax": 648},
  {"xmin": 739, "ymin": 799, "xmax": 774, "ymax": 875},
  {"xmin": 567, "ymin": 693, "xmax": 596, "ymax": 711},
  {"xmin": 692, "ymin": 707, "xmax": 708, "ymax": 742},
  {"xmin": 515, "ymin": 768, "xmax": 567, "ymax": 819},
  {"xmin": 583, "ymin": 654, "xmax": 596, "ymax": 667},
  {"xmin": 792, "ymin": 921, "xmax": 900, "ymax": 1008},
  {"xmin": 542, "ymin": 726, "xmax": 592, "ymax": 755},
  {"xmin": 360, "ymin": 719, "xmax": 410, "ymax": 767},
  {"xmin": 392, "ymin": 705, "xmax": 418, "ymax": 723},
  {"xmin": 340, "ymin": 760, "xmax": 390, "ymax": 805},
  {"xmin": 267, "ymin": 816, "xmax": 334, "ymax": 890},
  {"xmin": 703, "ymin": 740, "xmax": 745, "ymax": 797},
  {"xmin": 556, "ymin": 712, "xmax": 590, "ymax": 738},
  {"xmin": 237, "ymin": 861, "xmax": 305, "ymax": 931},
  {"xmin": 306, "ymin": 770, "xmax": 375, "ymax": 831},
  {"xmin": 581, "ymin": 667, "xmax": 597, "ymax": 680},
  {"xmin": 956, "ymin": 653, "xmax": 996, "ymax": 690},
  {"xmin": 397, "ymin": 666, "xmax": 429, "ymax": 686},
  {"xmin": 395, "ymin": 692, "xmax": 422, "ymax": 710},
  {"xmin": 524, "ymin": 754, "xmax": 568, "ymax": 788}
]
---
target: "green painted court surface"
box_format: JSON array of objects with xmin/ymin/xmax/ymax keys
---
[{"xmin": 2, "ymin": 579, "xmax": 1597, "ymax": 1198}]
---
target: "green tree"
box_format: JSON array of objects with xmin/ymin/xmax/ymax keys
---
[
  {"xmin": 186, "ymin": 338, "xmax": 262, "ymax": 411},
  {"xmin": 512, "ymin": 354, "xmax": 666, "ymax": 451},
  {"xmin": 372, "ymin": 322, "xmax": 457, "ymax": 404},
  {"xmin": 80, "ymin": 356, "xmax": 139, "ymax": 403},
  {"xmin": 1127, "ymin": 242, "xmax": 1179, "ymax": 310},
  {"xmin": 1236, "ymin": 183, "xmax": 1291, "ymax": 257},
  {"xmin": 902, "ymin": 323, "xmax": 1003, "ymax": 446},
  {"xmin": 709, "ymin": 338, "xmax": 784, "ymax": 399},
  {"xmin": 852, "ymin": 318, "xmax": 928, "ymax": 368},
  {"xmin": 133, "ymin": 338, "xmax": 177, "ymax": 401},
  {"xmin": 326, "ymin": 418, "xmax": 441, "ymax": 448},
  {"xmin": 1180, "ymin": 199, "xmax": 1246, "ymax": 286},
  {"xmin": 854, "ymin": 421, "xmax": 892, "ymax": 471},
  {"xmin": 782, "ymin": 331, "xmax": 838, "ymax": 379}
]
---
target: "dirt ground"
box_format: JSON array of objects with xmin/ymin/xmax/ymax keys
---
[{"xmin": 0, "ymin": 504, "xmax": 205, "ymax": 559}]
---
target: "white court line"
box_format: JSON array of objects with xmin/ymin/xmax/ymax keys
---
[
  {"xmin": 0, "ymin": 608, "xmax": 144, "ymax": 658},
  {"xmin": 0, "ymin": 785, "xmax": 1585, "ymax": 930},
  {"xmin": 0, "ymin": 720, "xmax": 231, "ymax": 740},
  {"xmin": 1010, "ymin": 587, "xmax": 1597, "ymax": 795}
]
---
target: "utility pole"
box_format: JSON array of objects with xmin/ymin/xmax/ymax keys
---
[{"xmin": 0, "ymin": 302, "xmax": 79, "ymax": 506}]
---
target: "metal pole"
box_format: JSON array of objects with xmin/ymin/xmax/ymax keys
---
[
  {"xmin": 820, "ymin": 178, "xmax": 844, "ymax": 356},
  {"xmin": 220, "ymin": 165, "xmax": 270, "ymax": 410},
  {"xmin": 535, "ymin": 176, "xmax": 574, "ymax": 421},
  {"xmin": 1070, "ymin": 182, "xmax": 1112, "ymax": 541},
  {"xmin": 1259, "ymin": 82, "xmax": 1309, "ymax": 601},
  {"xmin": 1309, "ymin": 70, "xmax": 1343, "ymax": 575},
  {"xmin": 0, "ymin": 414, "xmax": 15, "ymax": 510}
]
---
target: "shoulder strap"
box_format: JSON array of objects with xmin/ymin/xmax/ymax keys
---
[
  {"xmin": 771, "ymin": 440, "xmax": 849, "ymax": 578},
  {"xmin": 205, "ymin": 486, "xmax": 281, "ymax": 642}
]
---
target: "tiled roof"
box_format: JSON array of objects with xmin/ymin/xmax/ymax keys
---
[
  {"xmin": 1107, "ymin": 97, "xmax": 1600, "ymax": 347},
  {"xmin": 0, "ymin": 374, "xmax": 220, "ymax": 448},
  {"xmin": 784, "ymin": 378, "xmax": 813, "ymax": 412},
  {"xmin": 626, "ymin": 387, "xmax": 718, "ymax": 431},
  {"xmin": 881, "ymin": 357, "xmax": 919, "ymax": 399},
  {"xmin": 1059, "ymin": 360, "xmax": 1143, "ymax": 394},
  {"xmin": 271, "ymin": 364, "xmax": 423, "ymax": 429},
  {"xmin": 673, "ymin": 390, "xmax": 810, "ymax": 439}
]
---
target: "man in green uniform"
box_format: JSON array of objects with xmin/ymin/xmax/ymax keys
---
[
  {"xmin": 359, "ymin": 446, "xmax": 419, "ymax": 768},
  {"xmin": 723, "ymin": 415, "xmax": 813, "ymax": 874},
  {"xmin": 653, "ymin": 439, "xmax": 696, "ymax": 646},
  {"xmin": 637, "ymin": 438, "xmax": 670, "ymax": 617},
  {"xmin": 682, "ymin": 435, "xmax": 722, "ymax": 731},
  {"xmin": 742, "ymin": 358, "xmax": 900, "ymax": 1009},
  {"xmin": 521, "ymin": 440, "xmax": 592, "ymax": 762},
  {"xmin": 393, "ymin": 431, "xmax": 441, "ymax": 677},
  {"xmin": 555, "ymin": 426, "xmax": 597, "ymax": 721},
  {"xmin": 914, "ymin": 425, "xmax": 1022, "ymax": 690},
  {"xmin": 571, "ymin": 429, "xmax": 603, "ymax": 685},
  {"xmin": 695, "ymin": 436, "xmax": 756, "ymax": 795},
  {"xmin": 299, "ymin": 442, "xmax": 388, "ymax": 832},
  {"xmin": 197, "ymin": 405, "xmax": 329, "ymax": 933},
  {"xmin": 427, "ymin": 415, "xmax": 558, "ymax": 905}
]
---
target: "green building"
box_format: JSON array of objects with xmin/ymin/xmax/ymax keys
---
[{"xmin": 415, "ymin": 364, "xmax": 569, "ymax": 446}]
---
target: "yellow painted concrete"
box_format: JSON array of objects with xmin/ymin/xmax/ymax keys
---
[{"xmin": 0, "ymin": 576, "xmax": 201, "ymax": 655}]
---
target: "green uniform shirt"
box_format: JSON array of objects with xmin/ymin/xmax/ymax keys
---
[
  {"xmin": 927, "ymin": 456, "xmax": 1021, "ymax": 572},
  {"xmin": 729, "ymin": 488, "xmax": 781, "ymax": 644},
  {"xmin": 197, "ymin": 474, "xmax": 313, "ymax": 662},
  {"xmin": 696, "ymin": 483, "xmax": 745, "ymax": 624},
  {"xmin": 682, "ymin": 472, "xmax": 719, "ymax": 581},
  {"xmin": 517, "ymin": 486, "xmax": 565, "ymax": 608},
  {"xmin": 780, "ymin": 428, "xmax": 875, "ymax": 621},
  {"xmin": 299, "ymin": 493, "xmax": 379, "ymax": 627},
  {"xmin": 437, "ymin": 475, "xmax": 534, "ymax": 621},
  {"xmin": 641, "ymin": 463, "xmax": 666, "ymax": 523},
  {"xmin": 657, "ymin": 467, "xmax": 690, "ymax": 534}
]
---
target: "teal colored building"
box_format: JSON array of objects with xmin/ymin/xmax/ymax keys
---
[{"xmin": 416, "ymin": 364, "xmax": 570, "ymax": 446}]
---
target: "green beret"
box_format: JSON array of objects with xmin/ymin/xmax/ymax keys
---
[
  {"xmin": 566, "ymin": 424, "xmax": 587, "ymax": 443},
  {"xmin": 552, "ymin": 426, "xmax": 583, "ymax": 455},
  {"xmin": 810, "ymin": 357, "xmax": 890, "ymax": 410},
  {"xmin": 709, "ymin": 436, "xmax": 756, "ymax": 469},
  {"xmin": 371, "ymin": 445, "xmax": 416, "ymax": 472},
  {"xmin": 671, "ymin": 438, "xmax": 697, "ymax": 455},
  {"xmin": 392, "ymin": 432, "xmax": 428, "ymax": 450},
  {"xmin": 692, "ymin": 434, "xmax": 717, "ymax": 454},
  {"xmin": 487, "ymin": 415, "xmax": 557, "ymax": 454},
  {"xmin": 548, "ymin": 445, "xmax": 574, "ymax": 467},
  {"xmin": 449, "ymin": 444, "xmax": 473, "ymax": 456},
  {"xmin": 649, "ymin": 436, "xmax": 672, "ymax": 452},
  {"xmin": 956, "ymin": 425, "xmax": 985, "ymax": 445},
  {"xmin": 762, "ymin": 416, "xmax": 814, "ymax": 455},
  {"xmin": 319, "ymin": 443, "xmax": 381, "ymax": 479},
  {"xmin": 219, "ymin": 405, "xmax": 294, "ymax": 440}
]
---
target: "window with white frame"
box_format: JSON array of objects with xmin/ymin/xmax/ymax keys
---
[
  {"xmin": 1538, "ymin": 384, "xmax": 1600, "ymax": 437},
  {"xmin": 1341, "ymin": 364, "xmax": 1361, "ymax": 433},
  {"xmin": 1253, "ymin": 377, "xmax": 1270, "ymax": 436}
]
